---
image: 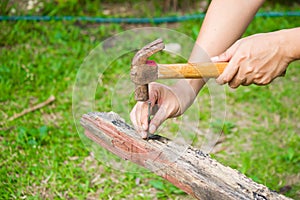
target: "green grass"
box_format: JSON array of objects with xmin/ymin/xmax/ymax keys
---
[
  {"xmin": 0, "ymin": 20, "xmax": 187, "ymax": 199},
  {"xmin": 214, "ymin": 16, "xmax": 300, "ymax": 198},
  {"xmin": 1, "ymin": 1, "xmax": 300, "ymax": 199}
]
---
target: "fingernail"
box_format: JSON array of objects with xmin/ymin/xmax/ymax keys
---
[
  {"xmin": 141, "ymin": 131, "xmax": 147, "ymax": 139},
  {"xmin": 210, "ymin": 56, "xmax": 219, "ymax": 62},
  {"xmin": 149, "ymin": 124, "xmax": 156, "ymax": 134}
]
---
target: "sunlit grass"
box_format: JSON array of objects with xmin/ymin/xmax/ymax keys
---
[{"xmin": 1, "ymin": 2, "xmax": 300, "ymax": 199}]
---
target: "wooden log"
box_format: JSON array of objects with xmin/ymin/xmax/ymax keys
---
[{"xmin": 80, "ymin": 112, "xmax": 291, "ymax": 200}]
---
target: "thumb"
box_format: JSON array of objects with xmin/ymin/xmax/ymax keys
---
[
  {"xmin": 214, "ymin": 47, "xmax": 236, "ymax": 84},
  {"xmin": 210, "ymin": 51, "xmax": 232, "ymax": 63},
  {"xmin": 148, "ymin": 106, "xmax": 168, "ymax": 134}
]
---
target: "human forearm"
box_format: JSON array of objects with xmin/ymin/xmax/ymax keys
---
[
  {"xmin": 281, "ymin": 27, "xmax": 300, "ymax": 61},
  {"xmin": 213, "ymin": 27, "xmax": 300, "ymax": 88},
  {"xmin": 187, "ymin": 0, "xmax": 265, "ymax": 94},
  {"xmin": 196, "ymin": 0, "xmax": 265, "ymax": 56}
]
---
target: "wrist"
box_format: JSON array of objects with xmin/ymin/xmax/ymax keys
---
[
  {"xmin": 279, "ymin": 28, "xmax": 300, "ymax": 61},
  {"xmin": 171, "ymin": 80, "xmax": 199, "ymax": 115}
]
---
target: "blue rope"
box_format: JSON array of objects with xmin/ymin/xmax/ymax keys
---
[{"xmin": 0, "ymin": 11, "xmax": 300, "ymax": 24}]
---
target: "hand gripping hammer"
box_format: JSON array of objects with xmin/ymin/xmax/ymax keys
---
[{"xmin": 130, "ymin": 38, "xmax": 228, "ymax": 138}]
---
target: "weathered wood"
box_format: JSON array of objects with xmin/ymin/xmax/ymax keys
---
[{"xmin": 80, "ymin": 112, "xmax": 290, "ymax": 200}]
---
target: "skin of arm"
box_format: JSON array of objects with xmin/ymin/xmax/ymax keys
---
[
  {"xmin": 287, "ymin": 27, "xmax": 300, "ymax": 59},
  {"xmin": 187, "ymin": 0, "xmax": 265, "ymax": 95},
  {"xmin": 130, "ymin": 0, "xmax": 265, "ymax": 137},
  {"xmin": 215, "ymin": 27, "xmax": 300, "ymax": 88}
]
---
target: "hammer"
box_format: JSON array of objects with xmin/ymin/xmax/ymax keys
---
[
  {"xmin": 131, "ymin": 38, "xmax": 228, "ymax": 101},
  {"xmin": 130, "ymin": 38, "xmax": 228, "ymax": 138}
]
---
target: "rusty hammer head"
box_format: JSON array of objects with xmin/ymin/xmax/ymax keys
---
[{"xmin": 131, "ymin": 38, "xmax": 165, "ymax": 101}]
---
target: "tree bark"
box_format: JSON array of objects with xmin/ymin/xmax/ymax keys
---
[{"xmin": 80, "ymin": 112, "xmax": 291, "ymax": 200}]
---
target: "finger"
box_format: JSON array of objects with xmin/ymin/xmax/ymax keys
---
[
  {"xmin": 130, "ymin": 105, "xmax": 138, "ymax": 128},
  {"xmin": 134, "ymin": 102, "xmax": 142, "ymax": 128},
  {"xmin": 211, "ymin": 52, "xmax": 231, "ymax": 63},
  {"xmin": 228, "ymin": 76, "xmax": 244, "ymax": 89},
  {"xmin": 139, "ymin": 102, "xmax": 151, "ymax": 138},
  {"xmin": 130, "ymin": 105, "xmax": 144, "ymax": 135},
  {"xmin": 148, "ymin": 106, "xmax": 168, "ymax": 134},
  {"xmin": 241, "ymin": 79, "xmax": 252, "ymax": 86},
  {"xmin": 216, "ymin": 60, "xmax": 239, "ymax": 85},
  {"xmin": 256, "ymin": 75, "xmax": 273, "ymax": 85},
  {"xmin": 216, "ymin": 45, "xmax": 239, "ymax": 85},
  {"xmin": 130, "ymin": 102, "xmax": 148, "ymax": 139},
  {"xmin": 217, "ymin": 56, "xmax": 242, "ymax": 85},
  {"xmin": 228, "ymin": 67, "xmax": 246, "ymax": 89},
  {"xmin": 241, "ymin": 75, "xmax": 254, "ymax": 86},
  {"xmin": 140, "ymin": 102, "xmax": 150, "ymax": 131},
  {"xmin": 148, "ymin": 82, "xmax": 159, "ymax": 106}
]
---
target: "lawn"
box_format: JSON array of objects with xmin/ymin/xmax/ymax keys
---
[{"xmin": 1, "ymin": 1, "xmax": 300, "ymax": 199}]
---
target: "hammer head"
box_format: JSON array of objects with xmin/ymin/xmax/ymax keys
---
[{"xmin": 131, "ymin": 38, "xmax": 165, "ymax": 101}]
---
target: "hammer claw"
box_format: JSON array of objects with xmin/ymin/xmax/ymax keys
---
[
  {"xmin": 131, "ymin": 38, "xmax": 165, "ymax": 101},
  {"xmin": 132, "ymin": 38, "xmax": 165, "ymax": 66}
]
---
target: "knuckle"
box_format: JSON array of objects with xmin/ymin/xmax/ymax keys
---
[
  {"xmin": 216, "ymin": 78, "xmax": 223, "ymax": 85},
  {"xmin": 223, "ymin": 76, "xmax": 230, "ymax": 83},
  {"xmin": 263, "ymin": 78, "xmax": 272, "ymax": 84},
  {"xmin": 246, "ymin": 65, "xmax": 254, "ymax": 73},
  {"xmin": 255, "ymin": 77, "xmax": 272, "ymax": 85},
  {"xmin": 242, "ymin": 78, "xmax": 252, "ymax": 86},
  {"xmin": 229, "ymin": 83, "xmax": 238, "ymax": 89},
  {"xmin": 254, "ymin": 73, "xmax": 263, "ymax": 79},
  {"xmin": 228, "ymin": 79, "xmax": 240, "ymax": 89}
]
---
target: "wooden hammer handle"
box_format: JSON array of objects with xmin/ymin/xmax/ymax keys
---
[{"xmin": 157, "ymin": 62, "xmax": 228, "ymax": 79}]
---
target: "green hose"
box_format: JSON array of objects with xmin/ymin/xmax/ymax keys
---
[{"xmin": 0, "ymin": 11, "xmax": 299, "ymax": 24}]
